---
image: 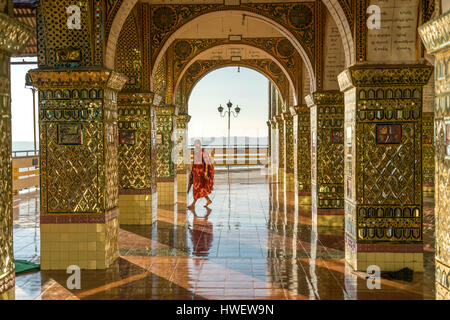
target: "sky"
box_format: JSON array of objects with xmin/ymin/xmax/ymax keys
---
[
  {"xmin": 10, "ymin": 61, "xmax": 269, "ymax": 144},
  {"xmin": 188, "ymin": 67, "xmax": 269, "ymax": 140},
  {"xmin": 10, "ymin": 58, "xmax": 38, "ymax": 143}
]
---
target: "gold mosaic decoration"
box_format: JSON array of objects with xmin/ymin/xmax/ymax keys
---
[
  {"xmin": 38, "ymin": 0, "xmax": 93, "ymax": 67},
  {"xmin": 419, "ymin": 10, "xmax": 450, "ymax": 298},
  {"xmin": 422, "ymin": 112, "xmax": 435, "ymax": 192},
  {"xmin": 156, "ymin": 106, "xmax": 176, "ymax": 179},
  {"xmin": 115, "ymin": 11, "xmax": 142, "ymax": 91},
  {"xmin": 0, "ymin": 9, "xmax": 32, "ymax": 295},
  {"xmin": 171, "ymin": 37, "xmax": 300, "ymax": 95},
  {"xmin": 290, "ymin": 105, "xmax": 311, "ymax": 195},
  {"xmin": 306, "ymin": 91, "xmax": 345, "ymax": 211},
  {"xmin": 339, "ymin": 65, "xmax": 433, "ymax": 243},
  {"xmin": 282, "ymin": 112, "xmax": 294, "ymax": 173},
  {"xmin": 118, "ymin": 93, "xmax": 157, "ymax": 192},
  {"xmin": 29, "ymin": 70, "xmax": 127, "ymax": 214}
]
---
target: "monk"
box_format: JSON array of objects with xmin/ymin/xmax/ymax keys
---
[{"xmin": 188, "ymin": 140, "xmax": 214, "ymax": 210}]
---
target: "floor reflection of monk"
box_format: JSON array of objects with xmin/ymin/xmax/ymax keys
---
[
  {"xmin": 188, "ymin": 139, "xmax": 214, "ymax": 210},
  {"xmin": 190, "ymin": 208, "xmax": 213, "ymax": 257}
]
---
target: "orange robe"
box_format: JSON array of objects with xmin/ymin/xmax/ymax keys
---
[{"xmin": 191, "ymin": 149, "xmax": 214, "ymax": 200}]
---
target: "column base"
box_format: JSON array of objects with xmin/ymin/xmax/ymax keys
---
[
  {"xmin": 157, "ymin": 179, "xmax": 177, "ymax": 206},
  {"xmin": 0, "ymin": 287, "xmax": 14, "ymax": 300},
  {"xmin": 345, "ymin": 237, "xmax": 423, "ymax": 272},
  {"xmin": 177, "ymin": 171, "xmax": 188, "ymax": 194},
  {"xmin": 0, "ymin": 272, "xmax": 14, "ymax": 300},
  {"xmin": 119, "ymin": 191, "xmax": 157, "ymax": 225},
  {"xmin": 40, "ymin": 209, "xmax": 119, "ymax": 270}
]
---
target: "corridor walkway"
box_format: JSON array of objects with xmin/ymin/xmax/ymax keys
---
[{"xmin": 12, "ymin": 169, "xmax": 435, "ymax": 300}]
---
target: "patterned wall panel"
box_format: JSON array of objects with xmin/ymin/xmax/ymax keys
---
[
  {"xmin": 422, "ymin": 112, "xmax": 435, "ymax": 192},
  {"xmin": 38, "ymin": 0, "xmax": 93, "ymax": 67},
  {"xmin": 115, "ymin": 12, "xmax": 142, "ymax": 91}
]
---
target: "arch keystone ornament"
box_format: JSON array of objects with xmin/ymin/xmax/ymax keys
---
[
  {"xmin": 338, "ymin": 64, "xmax": 433, "ymax": 273},
  {"xmin": 0, "ymin": 6, "xmax": 33, "ymax": 300},
  {"xmin": 28, "ymin": 69, "xmax": 128, "ymax": 270},
  {"xmin": 419, "ymin": 10, "xmax": 450, "ymax": 300}
]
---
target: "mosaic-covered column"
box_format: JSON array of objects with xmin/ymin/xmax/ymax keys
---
[
  {"xmin": 306, "ymin": 92, "xmax": 345, "ymax": 227},
  {"xmin": 0, "ymin": 7, "xmax": 32, "ymax": 300},
  {"xmin": 275, "ymin": 115, "xmax": 284, "ymax": 184},
  {"xmin": 117, "ymin": 93, "xmax": 158, "ymax": 225},
  {"xmin": 156, "ymin": 105, "xmax": 177, "ymax": 206},
  {"xmin": 422, "ymin": 112, "xmax": 435, "ymax": 195},
  {"xmin": 175, "ymin": 114, "xmax": 191, "ymax": 195},
  {"xmin": 419, "ymin": 11, "xmax": 450, "ymax": 299},
  {"xmin": 29, "ymin": 70, "xmax": 127, "ymax": 270},
  {"xmin": 338, "ymin": 64, "xmax": 433, "ymax": 272},
  {"xmin": 290, "ymin": 105, "xmax": 311, "ymax": 205},
  {"xmin": 283, "ymin": 112, "xmax": 295, "ymax": 192}
]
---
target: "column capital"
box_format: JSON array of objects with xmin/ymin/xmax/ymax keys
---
[
  {"xmin": 156, "ymin": 104, "xmax": 177, "ymax": 115},
  {"xmin": 0, "ymin": 13, "xmax": 33, "ymax": 55},
  {"xmin": 289, "ymin": 105, "xmax": 309, "ymax": 116},
  {"xmin": 281, "ymin": 111, "xmax": 293, "ymax": 121},
  {"xmin": 419, "ymin": 10, "xmax": 450, "ymax": 54},
  {"xmin": 274, "ymin": 115, "xmax": 283, "ymax": 124},
  {"xmin": 305, "ymin": 91, "xmax": 344, "ymax": 108},
  {"xmin": 176, "ymin": 114, "xmax": 191, "ymax": 129},
  {"xmin": 28, "ymin": 69, "xmax": 128, "ymax": 92},
  {"xmin": 338, "ymin": 64, "xmax": 433, "ymax": 92},
  {"xmin": 269, "ymin": 119, "xmax": 277, "ymax": 128}
]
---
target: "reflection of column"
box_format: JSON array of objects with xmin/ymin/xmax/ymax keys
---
[
  {"xmin": 290, "ymin": 105, "xmax": 311, "ymax": 205},
  {"xmin": 176, "ymin": 114, "xmax": 191, "ymax": 195},
  {"xmin": 29, "ymin": 70, "xmax": 127, "ymax": 270},
  {"xmin": 283, "ymin": 112, "xmax": 295, "ymax": 192},
  {"xmin": 275, "ymin": 115, "xmax": 284, "ymax": 184},
  {"xmin": 338, "ymin": 64, "xmax": 433, "ymax": 272},
  {"xmin": 307, "ymin": 92, "xmax": 345, "ymax": 227},
  {"xmin": 419, "ymin": 12, "xmax": 450, "ymax": 299},
  {"xmin": 118, "ymin": 93, "xmax": 158, "ymax": 225},
  {"xmin": 156, "ymin": 105, "xmax": 177, "ymax": 206},
  {"xmin": 0, "ymin": 9, "xmax": 32, "ymax": 299}
]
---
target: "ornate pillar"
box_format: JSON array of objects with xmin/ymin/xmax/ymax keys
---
[
  {"xmin": 290, "ymin": 105, "xmax": 311, "ymax": 205},
  {"xmin": 419, "ymin": 11, "xmax": 450, "ymax": 299},
  {"xmin": 156, "ymin": 105, "xmax": 177, "ymax": 206},
  {"xmin": 306, "ymin": 92, "xmax": 345, "ymax": 227},
  {"xmin": 283, "ymin": 112, "xmax": 295, "ymax": 192},
  {"xmin": 338, "ymin": 64, "xmax": 433, "ymax": 272},
  {"xmin": 0, "ymin": 7, "xmax": 32, "ymax": 300},
  {"xmin": 175, "ymin": 114, "xmax": 191, "ymax": 195},
  {"xmin": 29, "ymin": 70, "xmax": 127, "ymax": 270},
  {"xmin": 422, "ymin": 76, "xmax": 436, "ymax": 195},
  {"xmin": 275, "ymin": 115, "xmax": 284, "ymax": 184},
  {"xmin": 117, "ymin": 93, "xmax": 158, "ymax": 225}
]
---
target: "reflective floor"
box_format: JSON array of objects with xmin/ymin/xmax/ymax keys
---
[{"xmin": 12, "ymin": 169, "xmax": 436, "ymax": 300}]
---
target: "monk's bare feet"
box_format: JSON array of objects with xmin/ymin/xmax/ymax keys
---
[{"xmin": 204, "ymin": 199, "xmax": 212, "ymax": 207}]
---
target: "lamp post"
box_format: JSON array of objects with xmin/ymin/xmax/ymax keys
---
[{"xmin": 218, "ymin": 100, "xmax": 241, "ymax": 147}]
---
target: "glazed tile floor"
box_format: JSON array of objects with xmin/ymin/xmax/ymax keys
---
[{"xmin": 12, "ymin": 169, "xmax": 436, "ymax": 300}]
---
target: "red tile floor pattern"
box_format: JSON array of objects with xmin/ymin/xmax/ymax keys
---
[{"xmin": 12, "ymin": 169, "xmax": 436, "ymax": 300}]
